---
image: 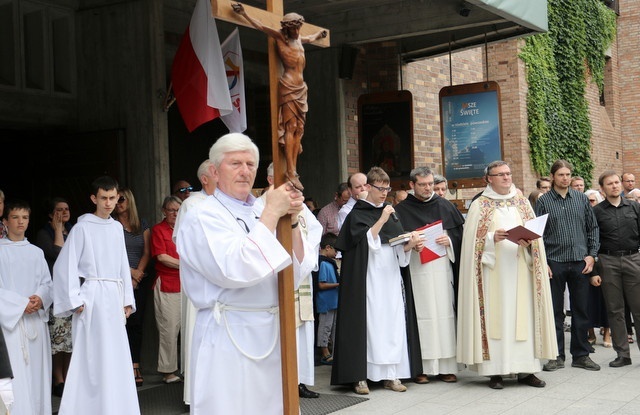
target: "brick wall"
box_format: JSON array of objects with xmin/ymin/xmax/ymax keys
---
[
  {"xmin": 618, "ymin": 0, "xmax": 640, "ymax": 177},
  {"xmin": 342, "ymin": 6, "xmax": 630, "ymax": 196}
]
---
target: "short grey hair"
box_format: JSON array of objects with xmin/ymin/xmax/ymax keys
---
[
  {"xmin": 433, "ymin": 174, "xmax": 447, "ymax": 185},
  {"xmin": 485, "ymin": 160, "xmax": 509, "ymax": 177},
  {"xmin": 584, "ymin": 189, "xmax": 604, "ymax": 203},
  {"xmin": 209, "ymin": 133, "xmax": 260, "ymax": 168},
  {"xmin": 162, "ymin": 195, "xmax": 182, "ymax": 209},
  {"xmin": 197, "ymin": 159, "xmax": 211, "ymax": 182},
  {"xmin": 267, "ymin": 162, "xmax": 274, "ymax": 177},
  {"xmin": 409, "ymin": 167, "xmax": 434, "ymax": 182}
]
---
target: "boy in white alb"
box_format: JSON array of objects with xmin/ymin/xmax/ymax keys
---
[
  {"xmin": 0, "ymin": 200, "xmax": 52, "ymax": 415},
  {"xmin": 53, "ymin": 176, "xmax": 140, "ymax": 415}
]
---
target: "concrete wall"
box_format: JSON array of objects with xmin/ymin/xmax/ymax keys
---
[{"xmin": 76, "ymin": 0, "xmax": 169, "ymax": 223}]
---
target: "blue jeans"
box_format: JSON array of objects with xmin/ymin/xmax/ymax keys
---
[{"xmin": 548, "ymin": 260, "xmax": 591, "ymax": 360}]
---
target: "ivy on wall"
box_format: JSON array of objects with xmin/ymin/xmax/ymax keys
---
[{"xmin": 520, "ymin": 0, "xmax": 616, "ymax": 182}]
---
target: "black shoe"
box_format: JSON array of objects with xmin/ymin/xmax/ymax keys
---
[
  {"xmin": 488, "ymin": 376, "xmax": 503, "ymax": 389},
  {"xmin": 298, "ymin": 383, "xmax": 319, "ymax": 398},
  {"xmin": 52, "ymin": 382, "xmax": 65, "ymax": 397},
  {"xmin": 609, "ymin": 357, "xmax": 632, "ymax": 368},
  {"xmin": 517, "ymin": 374, "xmax": 546, "ymax": 388},
  {"xmin": 572, "ymin": 356, "xmax": 601, "ymax": 371},
  {"xmin": 543, "ymin": 357, "xmax": 564, "ymax": 371}
]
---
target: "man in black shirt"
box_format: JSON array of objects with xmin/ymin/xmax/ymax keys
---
[{"xmin": 591, "ymin": 170, "xmax": 640, "ymax": 367}]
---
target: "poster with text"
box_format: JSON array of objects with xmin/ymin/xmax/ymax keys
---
[{"xmin": 440, "ymin": 82, "xmax": 503, "ymax": 186}]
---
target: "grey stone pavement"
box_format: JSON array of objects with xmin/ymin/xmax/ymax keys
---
[
  {"xmin": 316, "ymin": 332, "xmax": 640, "ymax": 415},
  {"xmin": 52, "ymin": 322, "xmax": 640, "ymax": 414}
]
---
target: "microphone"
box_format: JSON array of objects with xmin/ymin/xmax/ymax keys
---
[{"xmin": 391, "ymin": 212, "xmax": 399, "ymax": 222}]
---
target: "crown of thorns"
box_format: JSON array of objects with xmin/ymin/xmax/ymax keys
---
[{"xmin": 281, "ymin": 13, "xmax": 304, "ymax": 27}]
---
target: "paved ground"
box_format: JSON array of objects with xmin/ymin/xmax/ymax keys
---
[
  {"xmin": 314, "ymin": 329, "xmax": 640, "ymax": 415},
  {"xmin": 53, "ymin": 321, "xmax": 640, "ymax": 414}
]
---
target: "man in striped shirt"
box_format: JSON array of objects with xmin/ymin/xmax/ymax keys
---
[{"xmin": 536, "ymin": 160, "xmax": 600, "ymax": 372}]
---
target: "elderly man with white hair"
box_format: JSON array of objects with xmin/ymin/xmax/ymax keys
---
[{"xmin": 176, "ymin": 133, "xmax": 318, "ymax": 414}]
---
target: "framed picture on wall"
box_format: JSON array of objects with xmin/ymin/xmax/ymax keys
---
[
  {"xmin": 358, "ymin": 90, "xmax": 414, "ymax": 184},
  {"xmin": 439, "ymin": 81, "xmax": 504, "ymax": 190}
]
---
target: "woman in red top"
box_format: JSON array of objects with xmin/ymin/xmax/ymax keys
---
[{"xmin": 151, "ymin": 195, "xmax": 182, "ymax": 383}]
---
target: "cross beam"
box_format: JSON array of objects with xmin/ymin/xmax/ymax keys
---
[{"xmin": 211, "ymin": 0, "xmax": 330, "ymax": 47}]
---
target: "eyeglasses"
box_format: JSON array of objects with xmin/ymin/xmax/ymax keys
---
[
  {"xmin": 488, "ymin": 172, "xmax": 512, "ymax": 177},
  {"xmin": 369, "ymin": 184, "xmax": 392, "ymax": 192},
  {"xmin": 117, "ymin": 196, "xmax": 126, "ymax": 203},
  {"xmin": 164, "ymin": 208, "xmax": 179, "ymax": 214},
  {"xmin": 177, "ymin": 186, "xmax": 193, "ymax": 193}
]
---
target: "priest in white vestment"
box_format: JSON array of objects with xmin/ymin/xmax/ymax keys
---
[
  {"xmin": 53, "ymin": 176, "xmax": 139, "ymax": 414},
  {"xmin": 177, "ymin": 133, "xmax": 317, "ymax": 415},
  {"xmin": 457, "ymin": 161, "xmax": 557, "ymax": 389},
  {"xmin": 395, "ymin": 167, "xmax": 465, "ymax": 383},
  {"xmin": 0, "ymin": 200, "xmax": 53, "ymax": 415}
]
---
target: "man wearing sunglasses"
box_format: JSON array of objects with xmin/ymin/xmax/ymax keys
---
[{"xmin": 172, "ymin": 180, "xmax": 193, "ymax": 202}]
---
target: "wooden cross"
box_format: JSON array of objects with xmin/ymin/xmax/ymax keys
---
[{"xmin": 211, "ymin": 1, "xmax": 330, "ymax": 413}]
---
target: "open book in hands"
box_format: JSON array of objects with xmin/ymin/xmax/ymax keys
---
[{"xmin": 505, "ymin": 214, "xmax": 548, "ymax": 244}]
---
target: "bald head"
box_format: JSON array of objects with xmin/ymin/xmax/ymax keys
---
[{"xmin": 348, "ymin": 173, "xmax": 367, "ymax": 200}]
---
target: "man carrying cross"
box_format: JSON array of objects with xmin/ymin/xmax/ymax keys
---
[
  {"xmin": 233, "ymin": 3, "xmax": 327, "ymax": 191},
  {"xmin": 176, "ymin": 133, "xmax": 318, "ymax": 414}
]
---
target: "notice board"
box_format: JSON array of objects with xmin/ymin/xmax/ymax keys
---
[{"xmin": 439, "ymin": 81, "xmax": 503, "ymax": 189}]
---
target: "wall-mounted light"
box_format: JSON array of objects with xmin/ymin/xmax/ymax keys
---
[{"xmin": 459, "ymin": 2, "xmax": 471, "ymax": 17}]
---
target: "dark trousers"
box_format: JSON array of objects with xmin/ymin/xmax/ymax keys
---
[
  {"xmin": 126, "ymin": 277, "xmax": 152, "ymax": 363},
  {"xmin": 548, "ymin": 260, "xmax": 591, "ymax": 360},
  {"xmin": 597, "ymin": 252, "xmax": 640, "ymax": 358}
]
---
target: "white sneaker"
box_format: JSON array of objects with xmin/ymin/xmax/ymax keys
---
[
  {"xmin": 383, "ymin": 379, "xmax": 407, "ymax": 392},
  {"xmin": 353, "ymin": 380, "xmax": 369, "ymax": 395}
]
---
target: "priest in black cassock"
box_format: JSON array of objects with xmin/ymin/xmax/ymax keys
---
[
  {"xmin": 331, "ymin": 167, "xmax": 423, "ymax": 395},
  {"xmin": 395, "ymin": 167, "xmax": 465, "ymax": 384}
]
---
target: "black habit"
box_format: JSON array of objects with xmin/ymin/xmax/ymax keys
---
[
  {"xmin": 394, "ymin": 193, "xmax": 465, "ymax": 311},
  {"xmin": 0, "ymin": 329, "xmax": 12, "ymax": 379},
  {"xmin": 330, "ymin": 200, "xmax": 423, "ymax": 385}
]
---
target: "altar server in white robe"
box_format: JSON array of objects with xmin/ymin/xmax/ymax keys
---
[
  {"xmin": 0, "ymin": 200, "xmax": 52, "ymax": 415},
  {"xmin": 177, "ymin": 133, "xmax": 317, "ymax": 415},
  {"xmin": 255, "ymin": 162, "xmax": 323, "ymax": 399},
  {"xmin": 53, "ymin": 176, "xmax": 139, "ymax": 415},
  {"xmin": 457, "ymin": 161, "xmax": 557, "ymax": 390}
]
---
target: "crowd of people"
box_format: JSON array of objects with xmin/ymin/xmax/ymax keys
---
[
  {"xmin": 0, "ymin": 176, "xmax": 198, "ymax": 414},
  {"xmin": 0, "ymin": 133, "xmax": 639, "ymax": 414}
]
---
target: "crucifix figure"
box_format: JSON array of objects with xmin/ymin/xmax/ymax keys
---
[{"xmin": 233, "ymin": 3, "xmax": 327, "ymax": 191}]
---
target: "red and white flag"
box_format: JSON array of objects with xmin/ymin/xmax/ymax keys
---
[
  {"xmin": 220, "ymin": 28, "xmax": 247, "ymax": 133},
  {"xmin": 171, "ymin": 0, "xmax": 233, "ymax": 132}
]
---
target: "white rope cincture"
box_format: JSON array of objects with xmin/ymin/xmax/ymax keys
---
[
  {"xmin": 19, "ymin": 316, "xmax": 38, "ymax": 364},
  {"xmin": 213, "ymin": 301, "xmax": 279, "ymax": 361}
]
